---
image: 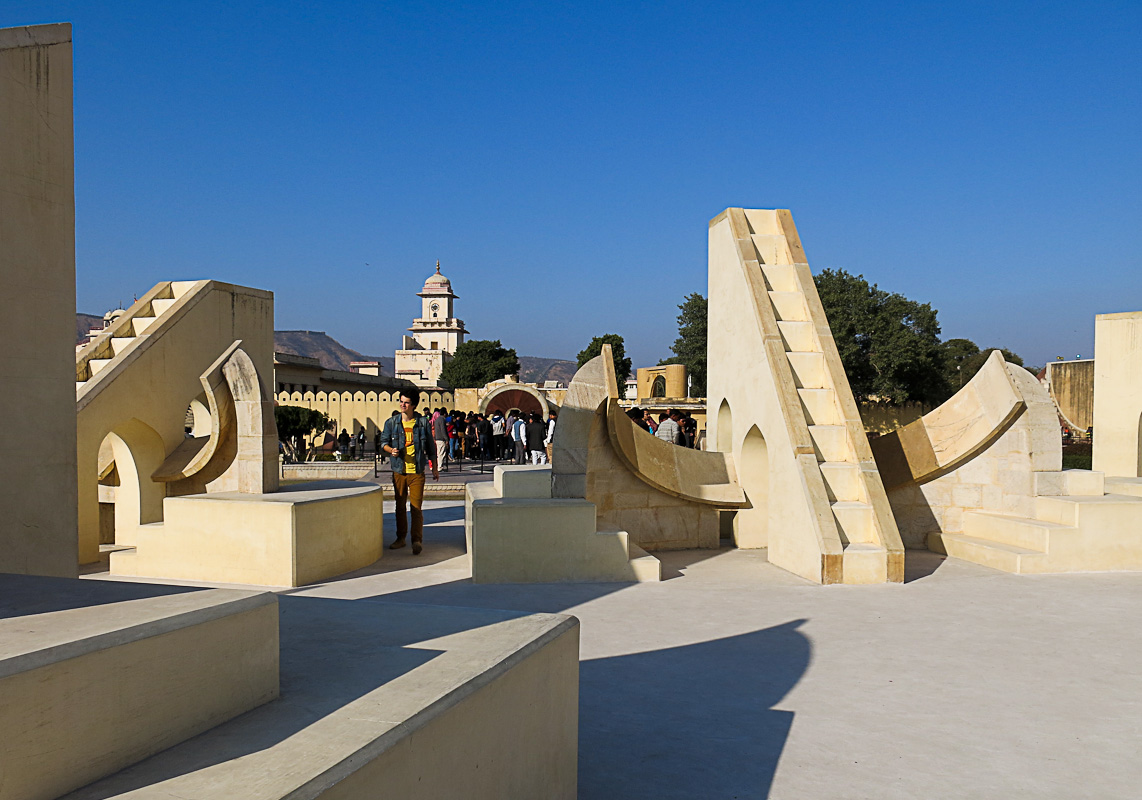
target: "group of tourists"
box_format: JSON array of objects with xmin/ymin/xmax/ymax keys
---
[
  {"xmin": 423, "ymin": 407, "xmax": 557, "ymax": 466},
  {"xmin": 626, "ymin": 406, "xmax": 700, "ymax": 448}
]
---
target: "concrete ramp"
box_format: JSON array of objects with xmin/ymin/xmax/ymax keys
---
[{"xmin": 708, "ymin": 208, "xmax": 903, "ymax": 584}]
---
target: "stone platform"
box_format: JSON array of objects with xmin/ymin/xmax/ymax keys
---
[
  {"xmin": 63, "ymin": 598, "xmax": 579, "ymax": 800},
  {"xmin": 0, "ymin": 574, "xmax": 279, "ymax": 800},
  {"xmin": 111, "ymin": 481, "xmax": 383, "ymax": 587}
]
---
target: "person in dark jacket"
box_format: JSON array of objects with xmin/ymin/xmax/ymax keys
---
[
  {"xmin": 523, "ymin": 412, "xmax": 548, "ymax": 465},
  {"xmin": 379, "ymin": 388, "xmax": 438, "ymax": 554}
]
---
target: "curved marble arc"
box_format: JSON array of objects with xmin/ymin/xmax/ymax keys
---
[{"xmin": 870, "ymin": 350, "xmax": 1025, "ymax": 489}]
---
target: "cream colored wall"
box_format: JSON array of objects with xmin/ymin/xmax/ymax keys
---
[
  {"xmin": 707, "ymin": 211, "xmax": 838, "ymax": 580},
  {"xmin": 637, "ymin": 364, "xmax": 686, "ymax": 399},
  {"xmin": 1093, "ymin": 312, "xmax": 1142, "ymax": 477},
  {"xmin": 77, "ymin": 281, "xmax": 274, "ymax": 563},
  {"xmin": 859, "ymin": 401, "xmax": 930, "ymax": 436},
  {"xmin": 277, "ymin": 388, "xmax": 452, "ymax": 438},
  {"xmin": 888, "ymin": 365, "xmax": 1061, "ymax": 548},
  {"xmin": 586, "ymin": 405, "xmax": 720, "ymax": 550},
  {"xmin": 0, "ymin": 24, "xmax": 78, "ymax": 577}
]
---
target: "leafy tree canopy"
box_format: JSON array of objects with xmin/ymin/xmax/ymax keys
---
[
  {"xmin": 577, "ymin": 333, "xmax": 633, "ymax": 388},
  {"xmin": 275, "ymin": 405, "xmax": 332, "ymax": 460},
  {"xmin": 659, "ymin": 292, "xmax": 707, "ymax": 397},
  {"xmin": 814, "ymin": 269, "xmax": 949, "ymax": 404},
  {"xmin": 439, "ymin": 339, "xmax": 519, "ymax": 389}
]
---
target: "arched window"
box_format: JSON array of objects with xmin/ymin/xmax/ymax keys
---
[{"xmin": 651, "ymin": 375, "xmax": 667, "ymax": 398}]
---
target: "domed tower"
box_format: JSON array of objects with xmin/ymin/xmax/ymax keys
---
[
  {"xmin": 411, "ymin": 261, "xmax": 467, "ymax": 352},
  {"xmin": 394, "ymin": 262, "xmax": 469, "ymax": 386}
]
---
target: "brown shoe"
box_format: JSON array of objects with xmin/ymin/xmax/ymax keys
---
[
  {"xmin": 389, "ymin": 539, "xmax": 406, "ymax": 550},
  {"xmin": 412, "ymin": 542, "xmax": 423, "ymax": 555}
]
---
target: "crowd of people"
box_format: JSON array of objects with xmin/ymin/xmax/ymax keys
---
[
  {"xmin": 625, "ymin": 406, "xmax": 701, "ymax": 448},
  {"xmin": 425, "ymin": 407, "xmax": 558, "ymax": 466}
]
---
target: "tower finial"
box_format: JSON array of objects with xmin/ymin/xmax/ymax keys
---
[{"xmin": 435, "ymin": 260, "xmax": 441, "ymax": 274}]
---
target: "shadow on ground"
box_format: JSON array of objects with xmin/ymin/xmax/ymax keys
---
[{"xmin": 578, "ymin": 620, "xmax": 810, "ymax": 799}]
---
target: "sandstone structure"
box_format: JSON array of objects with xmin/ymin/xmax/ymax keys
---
[
  {"xmin": 707, "ymin": 208, "xmax": 904, "ymax": 584},
  {"xmin": 1093, "ymin": 311, "xmax": 1142, "ymax": 484},
  {"xmin": 394, "ymin": 261, "xmax": 468, "ymax": 387}
]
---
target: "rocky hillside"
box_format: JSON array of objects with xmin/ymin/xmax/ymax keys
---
[
  {"xmin": 76, "ymin": 313, "xmax": 103, "ymax": 343},
  {"xmin": 518, "ymin": 356, "xmax": 577, "ymax": 385},
  {"xmin": 77, "ymin": 314, "xmax": 576, "ymax": 383},
  {"xmin": 274, "ymin": 330, "xmax": 392, "ymax": 373}
]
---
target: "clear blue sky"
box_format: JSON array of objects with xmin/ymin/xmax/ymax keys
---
[{"xmin": 9, "ymin": 1, "xmax": 1141, "ymax": 369}]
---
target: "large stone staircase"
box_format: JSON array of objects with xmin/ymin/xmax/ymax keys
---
[
  {"xmin": 759, "ymin": 259, "xmax": 891, "ymax": 581},
  {"xmin": 931, "ymin": 470, "xmax": 1142, "ymax": 573},
  {"xmin": 76, "ymin": 280, "xmax": 200, "ymax": 396}
]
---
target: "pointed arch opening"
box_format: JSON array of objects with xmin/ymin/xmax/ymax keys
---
[{"xmin": 737, "ymin": 424, "xmax": 770, "ymax": 548}]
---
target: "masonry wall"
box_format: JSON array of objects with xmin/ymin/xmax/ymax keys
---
[
  {"xmin": 1093, "ymin": 312, "xmax": 1142, "ymax": 478},
  {"xmin": 0, "ymin": 24, "xmax": 78, "ymax": 576}
]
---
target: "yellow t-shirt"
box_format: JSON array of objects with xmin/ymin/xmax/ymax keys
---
[{"xmin": 402, "ymin": 418, "xmax": 417, "ymax": 472}]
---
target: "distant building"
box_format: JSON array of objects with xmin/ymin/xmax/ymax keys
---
[{"xmin": 394, "ymin": 262, "xmax": 468, "ymax": 388}]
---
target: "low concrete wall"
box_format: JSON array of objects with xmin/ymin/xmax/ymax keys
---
[
  {"xmin": 0, "ymin": 577, "xmax": 278, "ymax": 800},
  {"xmin": 283, "ymin": 463, "xmax": 374, "ymax": 481},
  {"xmin": 112, "ymin": 481, "xmax": 384, "ymax": 586}
]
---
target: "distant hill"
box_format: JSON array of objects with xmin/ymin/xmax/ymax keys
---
[
  {"xmin": 518, "ymin": 356, "xmax": 577, "ymax": 386},
  {"xmin": 274, "ymin": 330, "xmax": 392, "ymax": 374},
  {"xmin": 76, "ymin": 313, "xmax": 103, "ymax": 343},
  {"xmin": 79, "ymin": 314, "xmax": 575, "ymax": 383}
]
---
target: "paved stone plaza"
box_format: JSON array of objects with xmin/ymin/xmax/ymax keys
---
[{"xmin": 87, "ymin": 499, "xmax": 1142, "ymax": 799}]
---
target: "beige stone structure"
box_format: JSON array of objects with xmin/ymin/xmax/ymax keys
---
[
  {"xmin": 1044, "ymin": 358, "xmax": 1094, "ymax": 433},
  {"xmin": 0, "ymin": 23, "xmax": 78, "ymax": 577},
  {"xmin": 637, "ymin": 363, "xmax": 687, "ymax": 400},
  {"xmin": 1093, "ymin": 311, "xmax": 1142, "ymax": 481},
  {"xmin": 878, "ymin": 350, "xmax": 1142, "ymax": 574},
  {"xmin": 707, "ymin": 208, "xmax": 904, "ymax": 584}
]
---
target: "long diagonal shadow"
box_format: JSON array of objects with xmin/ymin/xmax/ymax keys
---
[{"xmin": 578, "ymin": 620, "xmax": 810, "ymax": 800}]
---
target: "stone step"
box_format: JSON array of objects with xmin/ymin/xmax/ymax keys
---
[
  {"xmin": 751, "ymin": 233, "xmax": 791, "ymax": 266},
  {"xmin": 798, "ymin": 387, "xmax": 839, "ymax": 425},
  {"xmin": 76, "ymin": 381, "xmax": 86, "ymax": 392},
  {"xmin": 777, "ymin": 319, "xmax": 816, "ymax": 352},
  {"xmin": 787, "ymin": 351, "xmax": 827, "ymax": 389},
  {"xmin": 131, "ymin": 315, "xmax": 157, "ymax": 335},
  {"xmin": 150, "ymin": 297, "xmax": 177, "ymax": 316},
  {"xmin": 109, "ymin": 336, "xmax": 136, "ymax": 356},
  {"xmin": 820, "ymin": 461, "xmax": 863, "ymax": 502},
  {"xmin": 832, "ymin": 501, "xmax": 876, "ymax": 544},
  {"xmin": 809, "ymin": 424, "xmax": 850, "ymax": 462},
  {"xmin": 1033, "ymin": 469, "xmax": 1105, "ymax": 497},
  {"xmin": 842, "ymin": 542, "xmax": 887, "ymax": 584},
  {"xmin": 1034, "ymin": 493, "xmax": 1142, "ymax": 527},
  {"xmin": 759, "ymin": 262, "xmax": 798, "ymax": 290},
  {"xmin": 962, "ymin": 510, "xmax": 1071, "ymax": 551},
  {"xmin": 929, "ymin": 532, "xmax": 1048, "ymax": 574},
  {"xmin": 171, "ymin": 280, "xmax": 198, "ymax": 298},
  {"xmin": 627, "ymin": 543, "xmax": 662, "ymax": 582},
  {"xmin": 1105, "ymin": 476, "xmax": 1142, "ymax": 498},
  {"xmin": 768, "ymin": 290, "xmax": 809, "ymax": 322},
  {"xmin": 87, "ymin": 358, "xmax": 114, "ymax": 375}
]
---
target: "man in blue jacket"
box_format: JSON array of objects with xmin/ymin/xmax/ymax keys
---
[{"xmin": 379, "ymin": 388, "xmax": 439, "ymax": 554}]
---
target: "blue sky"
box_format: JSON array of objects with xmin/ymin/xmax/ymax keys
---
[{"xmin": 9, "ymin": 1, "xmax": 1141, "ymax": 369}]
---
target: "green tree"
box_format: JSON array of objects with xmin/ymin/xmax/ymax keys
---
[
  {"xmin": 577, "ymin": 333, "xmax": 633, "ymax": 388},
  {"xmin": 659, "ymin": 293, "xmax": 707, "ymax": 397},
  {"xmin": 439, "ymin": 339, "xmax": 520, "ymax": 389},
  {"xmin": 959, "ymin": 347, "xmax": 1026, "ymax": 385},
  {"xmin": 813, "ymin": 269, "xmax": 950, "ymax": 404},
  {"xmin": 274, "ymin": 405, "xmax": 332, "ymax": 461},
  {"xmin": 941, "ymin": 338, "xmax": 981, "ymax": 391}
]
